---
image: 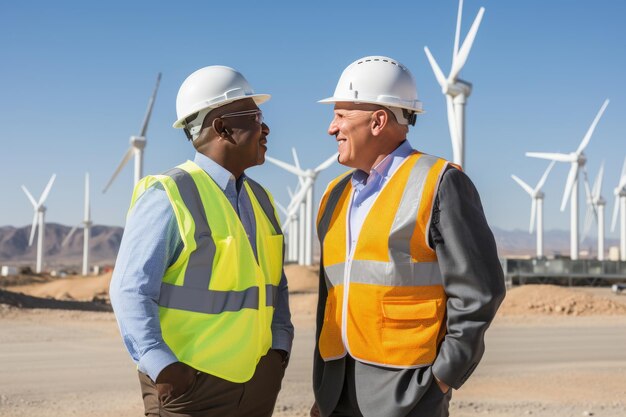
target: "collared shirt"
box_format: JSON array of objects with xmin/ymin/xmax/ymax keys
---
[
  {"xmin": 109, "ymin": 152, "xmax": 294, "ymax": 382},
  {"xmin": 348, "ymin": 140, "xmax": 414, "ymax": 256}
]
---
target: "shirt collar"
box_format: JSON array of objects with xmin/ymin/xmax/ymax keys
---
[
  {"xmin": 193, "ymin": 152, "xmax": 242, "ymax": 192},
  {"xmin": 351, "ymin": 140, "xmax": 414, "ymax": 187}
]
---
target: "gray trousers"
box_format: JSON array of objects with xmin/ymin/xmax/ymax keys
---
[
  {"xmin": 330, "ymin": 356, "xmax": 451, "ymax": 417},
  {"xmin": 138, "ymin": 351, "xmax": 286, "ymax": 417}
]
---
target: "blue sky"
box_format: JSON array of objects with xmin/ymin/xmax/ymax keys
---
[{"xmin": 1, "ymin": 0, "xmax": 625, "ymax": 240}]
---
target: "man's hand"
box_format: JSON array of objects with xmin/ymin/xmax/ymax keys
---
[
  {"xmin": 155, "ymin": 362, "xmax": 196, "ymax": 404},
  {"xmin": 434, "ymin": 376, "xmax": 450, "ymax": 394},
  {"xmin": 310, "ymin": 402, "xmax": 321, "ymax": 417}
]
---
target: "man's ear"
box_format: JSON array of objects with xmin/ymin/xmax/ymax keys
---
[
  {"xmin": 371, "ymin": 109, "xmax": 388, "ymax": 136},
  {"xmin": 212, "ymin": 118, "xmax": 230, "ymax": 137}
]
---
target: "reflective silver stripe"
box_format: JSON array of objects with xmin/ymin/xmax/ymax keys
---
[
  {"xmin": 349, "ymin": 260, "xmax": 442, "ymax": 286},
  {"xmin": 266, "ymin": 284, "xmax": 279, "ymax": 307},
  {"xmin": 162, "ymin": 168, "xmax": 216, "ymax": 290},
  {"xmin": 324, "ymin": 263, "xmax": 345, "ymax": 288},
  {"xmin": 160, "ymin": 282, "xmax": 259, "ymax": 313},
  {"xmin": 325, "ymin": 260, "xmax": 441, "ymax": 287},
  {"xmin": 388, "ymin": 154, "xmax": 439, "ymax": 264}
]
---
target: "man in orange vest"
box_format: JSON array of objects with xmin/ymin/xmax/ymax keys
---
[{"xmin": 310, "ymin": 56, "xmax": 506, "ymax": 417}]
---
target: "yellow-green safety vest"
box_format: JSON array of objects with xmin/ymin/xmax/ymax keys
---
[{"xmin": 129, "ymin": 160, "xmax": 284, "ymax": 382}]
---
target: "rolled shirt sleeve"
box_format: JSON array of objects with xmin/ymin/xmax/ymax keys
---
[{"xmin": 430, "ymin": 167, "xmax": 506, "ymax": 389}]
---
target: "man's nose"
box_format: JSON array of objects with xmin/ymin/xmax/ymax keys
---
[{"xmin": 261, "ymin": 122, "xmax": 270, "ymax": 135}]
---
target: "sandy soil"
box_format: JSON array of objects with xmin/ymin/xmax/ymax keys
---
[{"xmin": 1, "ymin": 268, "xmax": 625, "ymax": 417}]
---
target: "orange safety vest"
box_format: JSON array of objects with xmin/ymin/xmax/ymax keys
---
[{"xmin": 316, "ymin": 152, "xmax": 451, "ymax": 368}]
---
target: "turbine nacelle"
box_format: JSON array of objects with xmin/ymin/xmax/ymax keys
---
[
  {"xmin": 443, "ymin": 79, "xmax": 473, "ymax": 99},
  {"xmin": 130, "ymin": 135, "xmax": 147, "ymax": 150}
]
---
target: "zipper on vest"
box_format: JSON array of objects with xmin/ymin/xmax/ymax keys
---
[{"xmin": 341, "ymin": 188, "xmax": 356, "ymax": 357}]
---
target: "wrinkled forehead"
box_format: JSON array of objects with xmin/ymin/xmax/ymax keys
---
[{"xmin": 333, "ymin": 101, "xmax": 386, "ymax": 113}]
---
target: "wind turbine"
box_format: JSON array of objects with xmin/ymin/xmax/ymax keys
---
[
  {"xmin": 274, "ymin": 198, "xmax": 298, "ymax": 263},
  {"xmin": 423, "ymin": 0, "xmax": 485, "ymax": 168},
  {"xmin": 103, "ymin": 72, "xmax": 161, "ymax": 193},
  {"xmin": 266, "ymin": 150, "xmax": 338, "ymax": 266},
  {"xmin": 21, "ymin": 174, "xmax": 56, "ymax": 273},
  {"xmin": 611, "ymin": 156, "xmax": 626, "ymax": 261},
  {"xmin": 526, "ymin": 99, "xmax": 609, "ymax": 260},
  {"xmin": 62, "ymin": 173, "xmax": 92, "ymax": 275},
  {"xmin": 511, "ymin": 161, "xmax": 555, "ymax": 258},
  {"xmin": 582, "ymin": 163, "xmax": 606, "ymax": 260}
]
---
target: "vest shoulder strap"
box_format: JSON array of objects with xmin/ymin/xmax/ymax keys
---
[
  {"xmin": 245, "ymin": 177, "xmax": 282, "ymax": 235},
  {"xmin": 317, "ymin": 172, "xmax": 353, "ymax": 244}
]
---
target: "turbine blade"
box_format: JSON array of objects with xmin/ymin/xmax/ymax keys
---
[
  {"xmin": 314, "ymin": 153, "xmax": 339, "ymax": 172},
  {"xmin": 38, "ymin": 174, "xmax": 57, "ymax": 206},
  {"xmin": 535, "ymin": 160, "xmax": 556, "ymax": 192},
  {"xmin": 62, "ymin": 225, "xmax": 79, "ymax": 247},
  {"xmin": 291, "ymin": 148, "xmax": 301, "ymax": 170},
  {"xmin": 453, "ymin": 0, "xmax": 464, "ymax": 60},
  {"xmin": 592, "ymin": 161, "xmax": 604, "ymax": 200},
  {"xmin": 287, "ymin": 179, "xmax": 311, "ymax": 214},
  {"xmin": 274, "ymin": 200, "xmax": 288, "ymax": 216},
  {"xmin": 511, "ymin": 175, "xmax": 534, "ymax": 195},
  {"xmin": 611, "ymin": 193, "xmax": 620, "ymax": 232},
  {"xmin": 582, "ymin": 166, "xmax": 597, "ymax": 220},
  {"xmin": 560, "ymin": 163, "xmax": 578, "ymax": 212},
  {"xmin": 286, "ymin": 186, "xmax": 294, "ymax": 199},
  {"xmin": 28, "ymin": 212, "xmax": 38, "ymax": 246},
  {"xmin": 139, "ymin": 73, "xmax": 162, "ymax": 137},
  {"xmin": 529, "ymin": 198, "xmax": 536, "ymax": 234},
  {"xmin": 576, "ymin": 99, "xmax": 609, "ymax": 155},
  {"xmin": 21, "ymin": 186, "xmax": 37, "ymax": 208},
  {"xmin": 619, "ymin": 156, "xmax": 626, "ymax": 188},
  {"xmin": 265, "ymin": 155, "xmax": 306, "ymax": 177},
  {"xmin": 450, "ymin": 7, "xmax": 485, "ymax": 81},
  {"xmin": 103, "ymin": 147, "xmax": 134, "ymax": 193},
  {"xmin": 423, "ymin": 47, "xmax": 447, "ymax": 88},
  {"xmin": 526, "ymin": 152, "xmax": 574, "ymax": 163}
]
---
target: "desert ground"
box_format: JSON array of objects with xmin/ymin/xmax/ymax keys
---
[{"xmin": 1, "ymin": 266, "xmax": 625, "ymax": 417}]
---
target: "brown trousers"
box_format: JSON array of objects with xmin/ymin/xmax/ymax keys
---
[{"xmin": 138, "ymin": 350, "xmax": 286, "ymax": 417}]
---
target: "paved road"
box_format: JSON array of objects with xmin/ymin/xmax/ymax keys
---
[{"xmin": 0, "ymin": 311, "xmax": 624, "ymax": 417}]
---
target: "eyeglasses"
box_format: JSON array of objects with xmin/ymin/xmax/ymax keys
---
[{"xmin": 219, "ymin": 109, "xmax": 264, "ymax": 125}]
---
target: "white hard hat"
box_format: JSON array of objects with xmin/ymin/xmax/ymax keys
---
[
  {"xmin": 173, "ymin": 65, "xmax": 270, "ymax": 138},
  {"xmin": 319, "ymin": 56, "xmax": 422, "ymax": 125}
]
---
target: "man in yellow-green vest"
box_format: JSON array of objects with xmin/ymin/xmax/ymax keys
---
[
  {"xmin": 310, "ymin": 56, "xmax": 506, "ymax": 417},
  {"xmin": 110, "ymin": 65, "xmax": 293, "ymax": 417}
]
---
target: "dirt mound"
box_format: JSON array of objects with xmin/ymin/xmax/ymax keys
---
[
  {"xmin": 284, "ymin": 264, "xmax": 319, "ymax": 294},
  {"xmin": 10, "ymin": 272, "xmax": 112, "ymax": 302},
  {"xmin": 500, "ymin": 284, "xmax": 626, "ymax": 316}
]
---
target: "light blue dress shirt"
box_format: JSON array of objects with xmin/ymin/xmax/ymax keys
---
[
  {"xmin": 348, "ymin": 140, "xmax": 414, "ymax": 255},
  {"xmin": 109, "ymin": 152, "xmax": 294, "ymax": 382}
]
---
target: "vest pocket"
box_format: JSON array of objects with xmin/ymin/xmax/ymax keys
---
[
  {"xmin": 380, "ymin": 299, "xmax": 440, "ymax": 365},
  {"xmin": 263, "ymin": 234, "xmax": 284, "ymax": 285}
]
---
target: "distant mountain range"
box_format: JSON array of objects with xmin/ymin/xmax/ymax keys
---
[
  {"xmin": 0, "ymin": 223, "xmax": 123, "ymax": 269},
  {"xmin": 0, "ymin": 224, "xmax": 619, "ymax": 269}
]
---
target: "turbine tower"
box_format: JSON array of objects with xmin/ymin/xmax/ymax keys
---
[
  {"xmin": 266, "ymin": 150, "xmax": 337, "ymax": 266},
  {"xmin": 424, "ymin": 0, "xmax": 485, "ymax": 168},
  {"xmin": 611, "ymin": 156, "xmax": 626, "ymax": 261},
  {"xmin": 582, "ymin": 163, "xmax": 606, "ymax": 260},
  {"xmin": 63, "ymin": 173, "xmax": 92, "ymax": 275},
  {"xmin": 511, "ymin": 161, "xmax": 555, "ymax": 258},
  {"xmin": 21, "ymin": 174, "xmax": 56, "ymax": 273},
  {"xmin": 526, "ymin": 99, "xmax": 609, "ymax": 260},
  {"xmin": 103, "ymin": 72, "xmax": 161, "ymax": 193}
]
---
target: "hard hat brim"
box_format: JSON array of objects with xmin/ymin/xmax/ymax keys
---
[
  {"xmin": 173, "ymin": 93, "xmax": 271, "ymax": 128},
  {"xmin": 318, "ymin": 96, "xmax": 423, "ymax": 113}
]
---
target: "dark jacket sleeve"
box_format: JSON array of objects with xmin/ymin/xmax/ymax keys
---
[{"xmin": 430, "ymin": 167, "xmax": 506, "ymax": 389}]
